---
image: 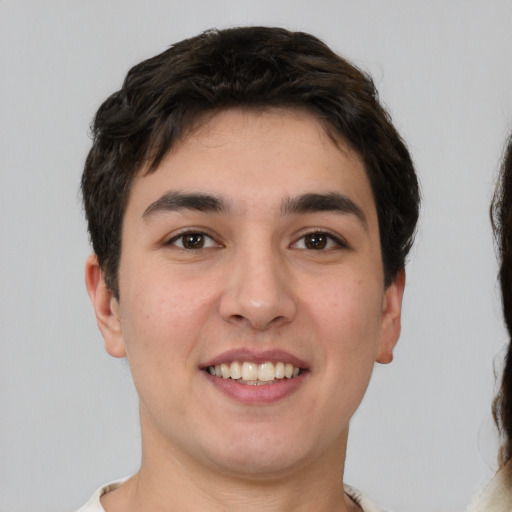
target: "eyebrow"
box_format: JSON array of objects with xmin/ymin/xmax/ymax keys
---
[
  {"xmin": 142, "ymin": 191, "xmax": 229, "ymax": 218},
  {"xmin": 142, "ymin": 190, "xmax": 367, "ymax": 229},
  {"xmin": 281, "ymin": 192, "xmax": 367, "ymax": 229}
]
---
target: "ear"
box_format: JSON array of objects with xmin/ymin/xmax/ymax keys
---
[
  {"xmin": 376, "ymin": 268, "xmax": 405, "ymax": 364},
  {"xmin": 85, "ymin": 254, "xmax": 126, "ymax": 358}
]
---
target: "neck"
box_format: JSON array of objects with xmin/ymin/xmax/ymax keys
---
[{"xmin": 101, "ymin": 419, "xmax": 359, "ymax": 512}]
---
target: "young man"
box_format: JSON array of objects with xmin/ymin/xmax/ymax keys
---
[{"xmin": 79, "ymin": 26, "xmax": 420, "ymax": 512}]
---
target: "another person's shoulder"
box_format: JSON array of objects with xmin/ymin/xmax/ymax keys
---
[
  {"xmin": 468, "ymin": 461, "xmax": 512, "ymax": 512},
  {"xmin": 76, "ymin": 478, "xmax": 128, "ymax": 512}
]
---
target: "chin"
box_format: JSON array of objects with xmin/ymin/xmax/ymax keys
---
[
  {"xmin": 201, "ymin": 428, "xmax": 316, "ymax": 478},
  {"xmin": 213, "ymin": 451, "xmax": 306, "ymax": 479}
]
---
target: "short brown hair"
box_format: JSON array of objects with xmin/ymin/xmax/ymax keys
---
[{"xmin": 82, "ymin": 26, "xmax": 420, "ymax": 298}]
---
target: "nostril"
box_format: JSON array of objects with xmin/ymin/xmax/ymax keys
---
[{"xmin": 220, "ymin": 288, "xmax": 297, "ymax": 331}]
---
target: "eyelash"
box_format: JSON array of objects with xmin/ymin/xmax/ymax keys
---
[{"xmin": 165, "ymin": 229, "xmax": 348, "ymax": 251}]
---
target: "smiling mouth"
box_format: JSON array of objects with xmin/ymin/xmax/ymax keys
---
[{"xmin": 206, "ymin": 361, "xmax": 304, "ymax": 385}]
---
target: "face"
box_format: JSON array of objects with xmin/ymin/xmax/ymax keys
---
[{"xmin": 87, "ymin": 108, "xmax": 404, "ymax": 479}]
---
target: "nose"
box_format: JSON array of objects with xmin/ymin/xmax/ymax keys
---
[{"xmin": 219, "ymin": 243, "xmax": 297, "ymax": 331}]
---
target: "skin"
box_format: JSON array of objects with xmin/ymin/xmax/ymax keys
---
[{"xmin": 86, "ymin": 108, "xmax": 405, "ymax": 512}]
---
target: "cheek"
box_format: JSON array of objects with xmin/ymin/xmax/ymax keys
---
[
  {"xmin": 117, "ymin": 274, "xmax": 214, "ymax": 415},
  {"xmin": 118, "ymin": 269, "xmax": 217, "ymax": 365},
  {"xmin": 312, "ymin": 274, "xmax": 383, "ymax": 325},
  {"xmin": 299, "ymin": 278, "xmax": 384, "ymax": 440},
  {"xmin": 307, "ymin": 276, "xmax": 384, "ymax": 358}
]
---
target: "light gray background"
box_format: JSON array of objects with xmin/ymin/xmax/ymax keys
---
[{"xmin": 1, "ymin": 1, "xmax": 511, "ymax": 510}]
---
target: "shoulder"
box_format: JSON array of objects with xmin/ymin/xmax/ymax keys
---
[
  {"xmin": 468, "ymin": 461, "xmax": 512, "ymax": 512},
  {"xmin": 75, "ymin": 478, "xmax": 129, "ymax": 512},
  {"xmin": 344, "ymin": 484, "xmax": 390, "ymax": 512}
]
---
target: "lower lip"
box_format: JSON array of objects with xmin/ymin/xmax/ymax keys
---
[{"xmin": 203, "ymin": 372, "xmax": 307, "ymax": 404}]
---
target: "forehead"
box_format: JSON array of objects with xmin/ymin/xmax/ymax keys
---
[{"xmin": 129, "ymin": 108, "xmax": 377, "ymax": 223}]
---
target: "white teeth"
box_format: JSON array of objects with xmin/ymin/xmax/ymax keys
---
[
  {"xmin": 220, "ymin": 363, "xmax": 230, "ymax": 379},
  {"xmin": 230, "ymin": 361, "xmax": 242, "ymax": 380},
  {"xmin": 275, "ymin": 361, "xmax": 285, "ymax": 379},
  {"xmin": 207, "ymin": 361, "xmax": 302, "ymax": 383},
  {"xmin": 242, "ymin": 362, "xmax": 258, "ymax": 381},
  {"xmin": 258, "ymin": 362, "xmax": 275, "ymax": 382}
]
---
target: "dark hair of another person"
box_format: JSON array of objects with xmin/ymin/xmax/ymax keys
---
[
  {"xmin": 82, "ymin": 26, "xmax": 420, "ymax": 299},
  {"xmin": 492, "ymin": 134, "xmax": 512, "ymax": 466}
]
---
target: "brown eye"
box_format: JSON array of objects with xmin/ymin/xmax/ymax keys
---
[
  {"xmin": 168, "ymin": 232, "xmax": 219, "ymax": 249},
  {"xmin": 182, "ymin": 233, "xmax": 205, "ymax": 249},
  {"xmin": 292, "ymin": 231, "xmax": 345, "ymax": 251},
  {"xmin": 304, "ymin": 233, "xmax": 328, "ymax": 250}
]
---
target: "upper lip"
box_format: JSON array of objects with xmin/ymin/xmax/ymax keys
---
[{"xmin": 201, "ymin": 348, "xmax": 309, "ymax": 370}]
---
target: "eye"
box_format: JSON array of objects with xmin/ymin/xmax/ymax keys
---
[
  {"xmin": 167, "ymin": 231, "xmax": 220, "ymax": 250},
  {"xmin": 292, "ymin": 231, "xmax": 345, "ymax": 250}
]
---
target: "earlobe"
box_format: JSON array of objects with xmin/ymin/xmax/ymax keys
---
[
  {"xmin": 376, "ymin": 269, "xmax": 406, "ymax": 364},
  {"xmin": 85, "ymin": 254, "xmax": 126, "ymax": 358}
]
